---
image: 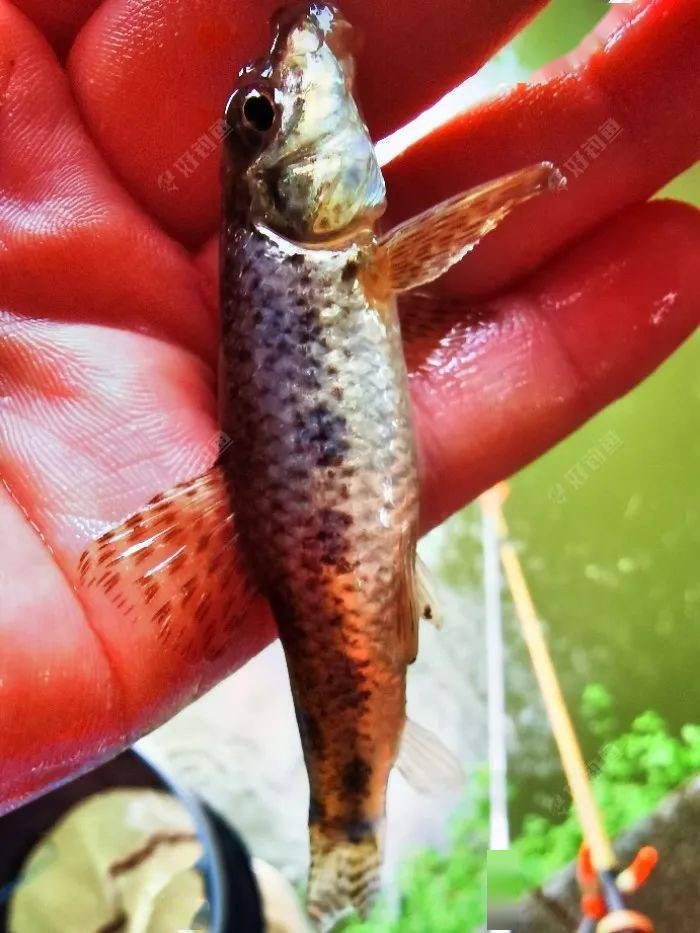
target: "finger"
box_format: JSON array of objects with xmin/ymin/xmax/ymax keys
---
[
  {"xmin": 67, "ymin": 0, "xmax": 548, "ymax": 245},
  {"xmin": 0, "ymin": 1, "xmax": 214, "ymax": 359},
  {"xmin": 0, "ymin": 488, "xmax": 124, "ymax": 811},
  {"xmin": 11, "ymin": 0, "xmax": 101, "ymax": 55},
  {"xmin": 340, "ymin": 0, "xmax": 550, "ymax": 135},
  {"xmin": 384, "ymin": 0, "xmax": 700, "ymax": 298},
  {"xmin": 408, "ymin": 200, "xmax": 700, "ymax": 528}
]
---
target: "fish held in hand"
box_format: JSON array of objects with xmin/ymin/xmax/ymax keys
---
[{"xmin": 78, "ymin": 3, "xmax": 564, "ymax": 928}]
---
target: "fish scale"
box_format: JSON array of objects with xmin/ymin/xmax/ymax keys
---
[{"xmin": 220, "ymin": 232, "xmax": 418, "ymax": 823}]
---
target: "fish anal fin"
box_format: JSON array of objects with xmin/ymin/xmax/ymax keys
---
[
  {"xmin": 396, "ymin": 719, "xmax": 465, "ymax": 796},
  {"xmin": 372, "ymin": 162, "xmax": 566, "ymax": 294},
  {"xmin": 78, "ymin": 465, "xmax": 257, "ymax": 663}
]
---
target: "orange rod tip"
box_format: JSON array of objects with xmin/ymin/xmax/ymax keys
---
[{"xmin": 617, "ymin": 845, "xmax": 658, "ymax": 892}]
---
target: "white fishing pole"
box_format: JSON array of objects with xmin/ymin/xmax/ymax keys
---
[{"xmin": 481, "ymin": 489, "xmax": 511, "ymax": 933}]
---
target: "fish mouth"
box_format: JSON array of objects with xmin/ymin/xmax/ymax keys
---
[
  {"xmin": 235, "ymin": 4, "xmax": 355, "ymax": 91},
  {"xmin": 268, "ymin": 2, "xmax": 356, "ymax": 82}
]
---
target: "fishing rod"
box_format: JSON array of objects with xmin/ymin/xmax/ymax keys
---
[{"xmin": 480, "ymin": 484, "xmax": 657, "ymax": 933}]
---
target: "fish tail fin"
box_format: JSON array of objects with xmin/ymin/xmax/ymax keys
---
[{"xmin": 306, "ymin": 824, "xmax": 382, "ymax": 930}]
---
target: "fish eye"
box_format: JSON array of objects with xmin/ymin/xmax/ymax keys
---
[
  {"xmin": 225, "ymin": 85, "xmax": 277, "ymax": 146},
  {"xmin": 242, "ymin": 90, "xmax": 276, "ymax": 133}
]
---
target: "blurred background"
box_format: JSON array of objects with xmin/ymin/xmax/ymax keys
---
[{"xmin": 7, "ymin": 1, "xmax": 696, "ymax": 930}]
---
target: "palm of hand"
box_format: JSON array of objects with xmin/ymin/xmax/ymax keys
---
[{"xmin": 0, "ymin": 0, "xmax": 698, "ymax": 812}]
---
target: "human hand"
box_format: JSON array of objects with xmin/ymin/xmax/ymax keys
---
[{"xmin": 1, "ymin": 0, "xmax": 697, "ymax": 812}]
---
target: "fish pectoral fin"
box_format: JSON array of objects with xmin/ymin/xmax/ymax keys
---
[
  {"xmin": 416, "ymin": 554, "xmax": 442, "ymax": 629},
  {"xmin": 372, "ymin": 162, "xmax": 566, "ymax": 294},
  {"xmin": 396, "ymin": 719, "xmax": 465, "ymax": 796},
  {"xmin": 77, "ymin": 464, "xmax": 257, "ymax": 660}
]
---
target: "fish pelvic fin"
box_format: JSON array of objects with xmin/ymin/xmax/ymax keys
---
[{"xmin": 306, "ymin": 824, "xmax": 382, "ymax": 931}]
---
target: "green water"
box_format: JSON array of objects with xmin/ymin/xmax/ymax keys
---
[{"xmin": 439, "ymin": 0, "xmax": 699, "ymax": 826}]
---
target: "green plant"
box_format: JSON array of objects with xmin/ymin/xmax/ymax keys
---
[
  {"xmin": 513, "ymin": 685, "xmax": 700, "ymax": 888},
  {"xmin": 349, "ymin": 685, "xmax": 700, "ymax": 932}
]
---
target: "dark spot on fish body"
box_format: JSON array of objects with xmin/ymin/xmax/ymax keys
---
[
  {"xmin": 319, "ymin": 508, "xmax": 352, "ymax": 529},
  {"xmin": 341, "ymin": 260, "xmax": 358, "ymax": 282},
  {"xmin": 296, "ymin": 706, "xmax": 324, "ymax": 756},
  {"xmin": 342, "ymin": 757, "xmax": 372, "ymax": 797},
  {"xmin": 345, "ymin": 819, "xmax": 374, "ymax": 843},
  {"xmin": 309, "ymin": 796, "xmax": 326, "ymax": 823}
]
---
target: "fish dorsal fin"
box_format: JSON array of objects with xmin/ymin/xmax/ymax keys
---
[
  {"xmin": 369, "ymin": 162, "xmax": 565, "ymax": 295},
  {"xmin": 77, "ymin": 465, "xmax": 258, "ymax": 662},
  {"xmin": 396, "ymin": 719, "xmax": 465, "ymax": 795},
  {"xmin": 416, "ymin": 554, "xmax": 442, "ymax": 629}
]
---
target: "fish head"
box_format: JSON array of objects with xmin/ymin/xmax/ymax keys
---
[{"xmin": 223, "ymin": 3, "xmax": 386, "ymax": 245}]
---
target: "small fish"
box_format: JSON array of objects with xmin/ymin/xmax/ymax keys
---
[{"xmin": 78, "ymin": 4, "xmax": 564, "ymax": 928}]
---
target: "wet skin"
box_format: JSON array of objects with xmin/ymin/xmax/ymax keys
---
[{"xmin": 0, "ymin": 0, "xmax": 698, "ymax": 814}]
